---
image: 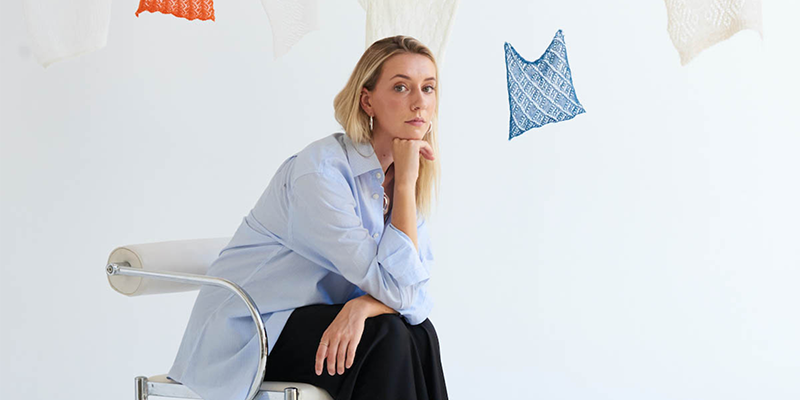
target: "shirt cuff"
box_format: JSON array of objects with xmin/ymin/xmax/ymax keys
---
[
  {"xmin": 377, "ymin": 223, "xmax": 430, "ymax": 287},
  {"xmin": 400, "ymin": 288, "xmax": 434, "ymax": 325}
]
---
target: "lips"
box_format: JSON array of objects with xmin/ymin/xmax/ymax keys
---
[{"xmin": 406, "ymin": 118, "xmax": 425, "ymax": 128}]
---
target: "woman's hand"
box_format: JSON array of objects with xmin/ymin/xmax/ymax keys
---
[
  {"xmin": 392, "ymin": 138, "xmax": 435, "ymax": 188},
  {"xmin": 315, "ymin": 299, "xmax": 368, "ymax": 376}
]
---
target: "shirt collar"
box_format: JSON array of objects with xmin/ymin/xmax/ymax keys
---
[{"xmin": 342, "ymin": 133, "xmax": 382, "ymax": 177}]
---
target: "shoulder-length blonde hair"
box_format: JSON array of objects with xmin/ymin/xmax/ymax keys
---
[{"xmin": 333, "ymin": 35, "xmax": 441, "ymax": 219}]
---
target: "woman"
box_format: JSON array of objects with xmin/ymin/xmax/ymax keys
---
[{"xmin": 167, "ymin": 35, "xmax": 447, "ymax": 400}]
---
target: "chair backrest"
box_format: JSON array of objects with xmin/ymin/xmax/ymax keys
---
[{"xmin": 107, "ymin": 237, "xmax": 231, "ymax": 296}]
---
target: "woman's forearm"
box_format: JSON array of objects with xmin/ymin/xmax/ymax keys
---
[
  {"xmin": 392, "ymin": 183, "xmax": 418, "ymax": 251},
  {"xmin": 351, "ymin": 294, "xmax": 399, "ymax": 318}
]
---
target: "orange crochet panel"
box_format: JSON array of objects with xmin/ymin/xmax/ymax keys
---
[{"xmin": 136, "ymin": 0, "xmax": 215, "ymax": 21}]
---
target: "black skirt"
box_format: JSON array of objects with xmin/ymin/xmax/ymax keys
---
[{"xmin": 264, "ymin": 303, "xmax": 449, "ymax": 400}]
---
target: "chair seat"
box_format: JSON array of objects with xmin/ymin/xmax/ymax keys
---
[{"xmin": 147, "ymin": 374, "xmax": 333, "ymax": 400}]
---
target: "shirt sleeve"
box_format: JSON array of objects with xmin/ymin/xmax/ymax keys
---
[
  {"xmin": 287, "ymin": 171, "xmax": 430, "ymax": 313},
  {"xmin": 394, "ymin": 216, "xmax": 435, "ymax": 325}
]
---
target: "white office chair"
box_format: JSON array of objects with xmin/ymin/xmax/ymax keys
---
[{"xmin": 105, "ymin": 237, "xmax": 333, "ymax": 400}]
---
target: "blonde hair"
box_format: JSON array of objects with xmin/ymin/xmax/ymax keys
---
[{"xmin": 333, "ymin": 35, "xmax": 441, "ymax": 219}]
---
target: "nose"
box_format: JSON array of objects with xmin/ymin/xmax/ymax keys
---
[{"xmin": 411, "ymin": 89, "xmax": 428, "ymax": 111}]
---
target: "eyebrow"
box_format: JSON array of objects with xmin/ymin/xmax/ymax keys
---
[{"xmin": 390, "ymin": 74, "xmax": 436, "ymax": 82}]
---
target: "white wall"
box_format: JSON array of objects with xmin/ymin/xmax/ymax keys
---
[{"xmin": 2, "ymin": 1, "xmax": 799, "ymax": 399}]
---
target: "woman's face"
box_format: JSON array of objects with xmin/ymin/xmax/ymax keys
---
[{"xmin": 361, "ymin": 53, "xmax": 437, "ymax": 141}]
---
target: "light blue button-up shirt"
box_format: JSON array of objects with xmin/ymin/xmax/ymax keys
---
[{"xmin": 167, "ymin": 132, "xmax": 435, "ymax": 400}]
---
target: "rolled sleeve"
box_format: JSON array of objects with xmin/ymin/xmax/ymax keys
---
[
  {"xmin": 394, "ymin": 217, "xmax": 435, "ymax": 325},
  {"xmin": 416, "ymin": 216, "xmax": 434, "ymax": 274},
  {"xmin": 287, "ymin": 171, "xmax": 427, "ymax": 311},
  {"xmin": 397, "ymin": 281, "xmax": 434, "ymax": 325},
  {"xmin": 378, "ymin": 222, "xmax": 430, "ymax": 287}
]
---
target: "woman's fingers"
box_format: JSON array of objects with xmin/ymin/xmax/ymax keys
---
[
  {"xmin": 346, "ymin": 337, "xmax": 359, "ymax": 369},
  {"xmin": 314, "ymin": 339, "xmax": 357, "ymax": 376},
  {"xmin": 421, "ymin": 145, "xmax": 435, "ymax": 161},
  {"xmin": 315, "ymin": 338, "xmax": 357, "ymax": 375},
  {"xmin": 314, "ymin": 338, "xmax": 344, "ymax": 376},
  {"xmin": 337, "ymin": 340, "xmax": 348, "ymax": 374},
  {"xmin": 327, "ymin": 339, "xmax": 338, "ymax": 375},
  {"xmin": 314, "ymin": 342, "xmax": 328, "ymax": 376},
  {"xmin": 417, "ymin": 141, "xmax": 435, "ymax": 161}
]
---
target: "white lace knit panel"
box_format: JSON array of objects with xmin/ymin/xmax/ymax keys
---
[
  {"xmin": 260, "ymin": 0, "xmax": 321, "ymax": 59},
  {"xmin": 664, "ymin": 0, "xmax": 763, "ymax": 65},
  {"xmin": 358, "ymin": 0, "xmax": 461, "ymax": 67},
  {"xmin": 23, "ymin": 0, "xmax": 112, "ymax": 67}
]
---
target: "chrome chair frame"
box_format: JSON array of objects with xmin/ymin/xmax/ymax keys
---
[{"xmin": 106, "ymin": 262, "xmax": 299, "ymax": 400}]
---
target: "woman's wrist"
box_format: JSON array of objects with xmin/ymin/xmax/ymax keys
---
[
  {"xmin": 391, "ymin": 179, "xmax": 419, "ymax": 250},
  {"xmin": 394, "ymin": 181, "xmax": 416, "ymax": 194},
  {"xmin": 349, "ymin": 294, "xmax": 398, "ymax": 319}
]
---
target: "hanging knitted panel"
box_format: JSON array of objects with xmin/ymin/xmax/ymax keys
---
[
  {"xmin": 665, "ymin": 0, "xmax": 762, "ymax": 65},
  {"xmin": 23, "ymin": 0, "xmax": 113, "ymax": 67},
  {"xmin": 260, "ymin": 0, "xmax": 321, "ymax": 59},
  {"xmin": 505, "ymin": 30, "xmax": 586, "ymax": 140},
  {"xmin": 358, "ymin": 0, "xmax": 461, "ymax": 68},
  {"xmin": 136, "ymin": 0, "xmax": 215, "ymax": 21}
]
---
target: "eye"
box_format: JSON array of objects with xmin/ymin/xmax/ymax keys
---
[
  {"xmin": 394, "ymin": 84, "xmax": 407, "ymax": 92},
  {"xmin": 424, "ymin": 85, "xmax": 436, "ymax": 93}
]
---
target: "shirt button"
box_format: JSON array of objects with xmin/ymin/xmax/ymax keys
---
[
  {"xmin": 373, "ymin": 233, "xmax": 379, "ymax": 239},
  {"xmin": 372, "ymin": 193, "xmax": 379, "ymax": 200},
  {"xmin": 376, "ymin": 172, "xmax": 382, "ymax": 179}
]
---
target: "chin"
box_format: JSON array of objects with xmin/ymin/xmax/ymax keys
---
[{"xmin": 401, "ymin": 126, "xmax": 426, "ymax": 140}]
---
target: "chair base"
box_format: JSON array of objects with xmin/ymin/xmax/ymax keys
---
[{"xmin": 135, "ymin": 374, "xmax": 332, "ymax": 400}]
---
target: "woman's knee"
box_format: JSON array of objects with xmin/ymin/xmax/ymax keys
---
[{"xmin": 365, "ymin": 313, "xmax": 411, "ymax": 347}]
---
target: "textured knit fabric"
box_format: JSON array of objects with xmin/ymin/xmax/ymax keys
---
[
  {"xmin": 358, "ymin": 0, "xmax": 461, "ymax": 67},
  {"xmin": 260, "ymin": 0, "xmax": 321, "ymax": 59},
  {"xmin": 665, "ymin": 0, "xmax": 763, "ymax": 65},
  {"xmin": 22, "ymin": 0, "xmax": 112, "ymax": 67},
  {"xmin": 505, "ymin": 30, "xmax": 586, "ymax": 140},
  {"xmin": 167, "ymin": 132, "xmax": 435, "ymax": 400},
  {"xmin": 135, "ymin": 0, "xmax": 215, "ymax": 21},
  {"xmin": 265, "ymin": 303, "xmax": 448, "ymax": 400}
]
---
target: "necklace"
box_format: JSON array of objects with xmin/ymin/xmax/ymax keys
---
[{"xmin": 382, "ymin": 164, "xmax": 392, "ymax": 216}]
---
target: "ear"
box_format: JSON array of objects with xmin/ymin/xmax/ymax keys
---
[{"xmin": 359, "ymin": 87, "xmax": 373, "ymax": 117}]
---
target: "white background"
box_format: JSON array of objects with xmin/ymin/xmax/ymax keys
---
[{"xmin": 2, "ymin": 1, "xmax": 799, "ymax": 399}]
